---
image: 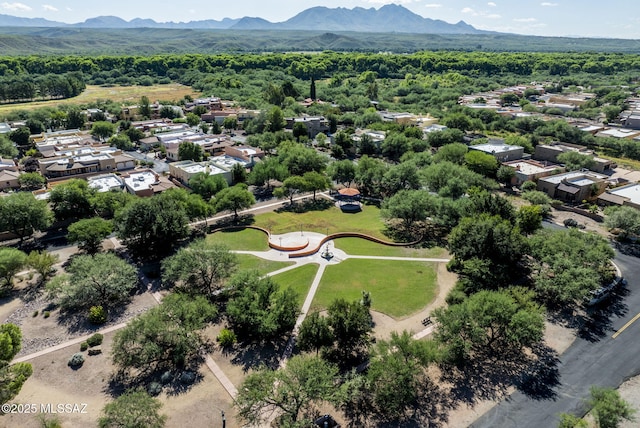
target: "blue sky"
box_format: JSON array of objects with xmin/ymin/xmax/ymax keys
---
[{"xmin": 1, "ymin": 0, "xmax": 639, "ymax": 39}]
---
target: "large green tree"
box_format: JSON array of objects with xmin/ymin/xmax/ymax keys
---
[
  {"xmin": 0, "ymin": 192, "xmax": 53, "ymax": 245},
  {"xmin": 328, "ymin": 159, "xmax": 356, "ymax": 187},
  {"xmin": 235, "ymin": 354, "xmax": 341, "ymax": 427},
  {"xmin": 0, "ymin": 324, "xmax": 32, "ymax": 405},
  {"xmin": 325, "ymin": 298, "xmax": 373, "ymax": 366},
  {"xmin": 214, "ymin": 184, "xmax": 255, "ymax": 219},
  {"xmin": 434, "ymin": 289, "xmax": 544, "ymax": 364},
  {"xmin": 47, "ymin": 253, "xmax": 137, "ymax": 313},
  {"xmin": 188, "ymin": 172, "xmax": 228, "ymax": 201},
  {"xmin": 382, "ymin": 189, "xmax": 431, "ymax": 229},
  {"xmin": 115, "ymin": 195, "xmax": 189, "ymax": 258},
  {"xmin": 178, "ymin": 141, "xmax": 204, "ymax": 162},
  {"xmin": 67, "ymin": 217, "xmax": 113, "ymax": 254},
  {"xmin": 528, "ymin": 229, "xmax": 615, "ymax": 308},
  {"xmin": 588, "ymin": 386, "xmax": 636, "ymax": 428},
  {"xmin": 49, "ymin": 179, "xmax": 95, "ymax": 221},
  {"xmin": 226, "ymin": 270, "xmax": 298, "ymax": 340},
  {"xmin": 111, "ymin": 293, "xmax": 216, "ymax": 377},
  {"xmin": 605, "ymin": 205, "xmax": 640, "ymax": 239},
  {"xmin": 161, "ymin": 240, "xmax": 237, "ymax": 298},
  {"xmin": 99, "ymin": 389, "xmax": 166, "ymax": 428},
  {"xmin": 91, "ymin": 121, "xmax": 116, "ymax": 142},
  {"xmin": 0, "ymin": 248, "xmax": 27, "ymax": 295},
  {"xmin": 296, "ymin": 312, "xmax": 333, "ymax": 356}
]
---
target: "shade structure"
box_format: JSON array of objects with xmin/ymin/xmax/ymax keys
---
[{"xmin": 338, "ymin": 187, "xmax": 360, "ymax": 197}]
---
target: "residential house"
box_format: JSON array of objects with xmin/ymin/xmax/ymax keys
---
[
  {"xmin": 378, "ymin": 111, "xmax": 417, "ymax": 125},
  {"xmin": 0, "ymin": 157, "xmax": 17, "ymax": 172},
  {"xmin": 534, "ymin": 142, "xmax": 615, "ymax": 173},
  {"xmin": 121, "ymin": 169, "xmax": 173, "ymax": 197},
  {"xmin": 468, "ymin": 140, "xmax": 525, "ymax": 162},
  {"xmin": 285, "ymin": 116, "xmax": 330, "ymax": 139},
  {"xmin": 87, "ymin": 173, "xmax": 124, "ymax": 193},
  {"xmin": 537, "ymin": 170, "xmax": 608, "ymax": 203},
  {"xmin": 0, "ymin": 170, "xmax": 20, "ymax": 191},
  {"xmin": 185, "ymin": 97, "xmax": 222, "ymax": 112},
  {"xmin": 38, "ymin": 149, "xmax": 136, "ymax": 180},
  {"xmin": 502, "ymin": 160, "xmax": 564, "ymax": 186},
  {"xmin": 596, "ymin": 127, "xmax": 640, "ymax": 140},
  {"xmin": 225, "ymin": 145, "xmax": 264, "ymax": 164},
  {"xmin": 169, "ymin": 159, "xmax": 233, "ymax": 186},
  {"xmin": 597, "ymin": 183, "xmax": 640, "ymax": 210}
]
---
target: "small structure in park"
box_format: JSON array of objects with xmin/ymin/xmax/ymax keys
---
[{"xmin": 336, "ymin": 188, "xmax": 362, "ymax": 212}]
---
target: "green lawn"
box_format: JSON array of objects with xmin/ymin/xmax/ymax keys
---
[
  {"xmin": 235, "ymin": 254, "xmax": 294, "ymax": 276},
  {"xmin": 333, "ymin": 237, "xmax": 448, "ymax": 258},
  {"xmin": 207, "ymin": 228, "xmax": 269, "ymax": 251},
  {"xmin": 313, "ymin": 259, "xmax": 438, "ymax": 318},
  {"xmin": 270, "ymin": 263, "xmax": 319, "ymax": 309},
  {"xmin": 253, "ymin": 205, "xmax": 386, "ymax": 239}
]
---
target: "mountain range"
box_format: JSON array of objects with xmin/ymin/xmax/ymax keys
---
[{"xmin": 0, "ymin": 4, "xmax": 485, "ymax": 35}]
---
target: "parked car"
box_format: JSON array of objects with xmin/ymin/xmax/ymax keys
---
[{"xmin": 585, "ymin": 277, "xmax": 625, "ymax": 307}]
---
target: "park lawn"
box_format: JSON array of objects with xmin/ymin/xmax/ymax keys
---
[
  {"xmin": 0, "ymin": 83, "xmax": 200, "ymax": 115},
  {"xmin": 254, "ymin": 205, "xmax": 386, "ymax": 239},
  {"xmin": 313, "ymin": 259, "xmax": 437, "ymax": 318},
  {"xmin": 333, "ymin": 237, "xmax": 448, "ymax": 258},
  {"xmin": 270, "ymin": 263, "xmax": 319, "ymax": 309},
  {"xmin": 207, "ymin": 228, "xmax": 269, "ymax": 251},
  {"xmin": 235, "ymin": 254, "xmax": 294, "ymax": 276}
]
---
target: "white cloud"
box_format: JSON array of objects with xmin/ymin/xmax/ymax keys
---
[
  {"xmin": 514, "ymin": 17, "xmax": 537, "ymax": 22},
  {"xmin": 425, "ymin": 3, "xmax": 442, "ymax": 8},
  {"xmin": 461, "ymin": 7, "xmax": 475, "ymax": 14},
  {"xmin": 487, "ymin": 2, "xmax": 497, "ymax": 6},
  {"xmin": 42, "ymin": 4, "xmax": 57, "ymax": 11},
  {"xmin": 541, "ymin": 2, "xmax": 558, "ymax": 6},
  {"xmin": 487, "ymin": 13, "xmax": 501, "ymax": 19},
  {"xmin": 1, "ymin": 2, "xmax": 32, "ymax": 11}
]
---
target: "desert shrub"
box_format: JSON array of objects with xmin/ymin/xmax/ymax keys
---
[
  {"xmin": 87, "ymin": 333, "xmax": 104, "ymax": 347},
  {"xmin": 216, "ymin": 328, "xmax": 237, "ymax": 348},
  {"xmin": 521, "ymin": 181, "xmax": 537, "ymax": 192},
  {"xmin": 88, "ymin": 349, "xmax": 102, "ymax": 356},
  {"xmin": 88, "ymin": 305, "xmax": 107, "ymax": 324},
  {"xmin": 80, "ymin": 342, "xmax": 89, "ymax": 351},
  {"xmin": 147, "ymin": 381, "xmax": 163, "ymax": 396},
  {"xmin": 43, "ymin": 311, "xmax": 50, "ymax": 318},
  {"xmin": 160, "ymin": 371, "xmax": 173, "ymax": 385},
  {"xmin": 179, "ymin": 371, "xmax": 196, "ymax": 385},
  {"xmin": 68, "ymin": 353, "xmax": 85, "ymax": 368},
  {"xmin": 32, "ymin": 310, "xmax": 38, "ymax": 317}
]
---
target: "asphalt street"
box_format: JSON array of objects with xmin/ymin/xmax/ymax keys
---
[{"xmin": 471, "ymin": 248, "xmax": 640, "ymax": 428}]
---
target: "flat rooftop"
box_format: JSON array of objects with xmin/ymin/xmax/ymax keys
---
[
  {"xmin": 124, "ymin": 171, "xmax": 158, "ymax": 190},
  {"xmin": 88, "ymin": 175, "xmax": 123, "ymax": 192},
  {"xmin": 608, "ymin": 183, "xmax": 640, "ymax": 205},
  {"xmin": 541, "ymin": 170, "xmax": 607, "ymax": 185},
  {"xmin": 470, "ymin": 142, "xmax": 522, "ymax": 153},
  {"xmin": 505, "ymin": 160, "xmax": 557, "ymax": 175},
  {"xmin": 210, "ymin": 155, "xmax": 247, "ymax": 169}
]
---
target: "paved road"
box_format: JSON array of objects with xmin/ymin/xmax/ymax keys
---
[{"xmin": 471, "ymin": 250, "xmax": 640, "ymax": 428}]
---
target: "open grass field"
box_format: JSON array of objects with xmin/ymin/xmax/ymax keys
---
[
  {"xmin": 313, "ymin": 259, "xmax": 438, "ymax": 318},
  {"xmin": 253, "ymin": 205, "xmax": 387, "ymax": 239},
  {"xmin": 270, "ymin": 264, "xmax": 319, "ymax": 309},
  {"xmin": 0, "ymin": 83, "xmax": 200, "ymax": 115},
  {"xmin": 207, "ymin": 228, "xmax": 270, "ymax": 251},
  {"xmin": 235, "ymin": 254, "xmax": 294, "ymax": 276},
  {"xmin": 333, "ymin": 237, "xmax": 448, "ymax": 258}
]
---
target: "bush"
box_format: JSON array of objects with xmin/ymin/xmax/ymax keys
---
[
  {"xmin": 216, "ymin": 328, "xmax": 237, "ymax": 348},
  {"xmin": 445, "ymin": 285, "xmax": 467, "ymax": 305},
  {"xmin": 88, "ymin": 348, "xmax": 102, "ymax": 356},
  {"xmin": 88, "ymin": 305, "xmax": 107, "ymax": 324},
  {"xmin": 87, "ymin": 333, "xmax": 104, "ymax": 347},
  {"xmin": 80, "ymin": 342, "xmax": 89, "ymax": 351},
  {"xmin": 43, "ymin": 311, "xmax": 50, "ymax": 318},
  {"xmin": 147, "ymin": 381, "xmax": 163, "ymax": 396},
  {"xmin": 68, "ymin": 353, "xmax": 85, "ymax": 368},
  {"xmin": 160, "ymin": 371, "xmax": 173, "ymax": 385},
  {"xmin": 179, "ymin": 371, "xmax": 196, "ymax": 385},
  {"xmin": 521, "ymin": 181, "xmax": 537, "ymax": 192},
  {"xmin": 32, "ymin": 310, "xmax": 38, "ymax": 317}
]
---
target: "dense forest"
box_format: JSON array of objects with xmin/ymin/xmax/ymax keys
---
[{"xmin": 1, "ymin": 27, "xmax": 640, "ymax": 55}]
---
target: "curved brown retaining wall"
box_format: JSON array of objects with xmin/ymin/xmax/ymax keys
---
[
  {"xmin": 209, "ymin": 225, "xmax": 309, "ymax": 252},
  {"xmin": 288, "ymin": 232, "xmax": 423, "ymax": 258}
]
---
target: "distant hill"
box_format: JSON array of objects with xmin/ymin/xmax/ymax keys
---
[{"xmin": 0, "ymin": 5, "xmax": 485, "ymax": 34}]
